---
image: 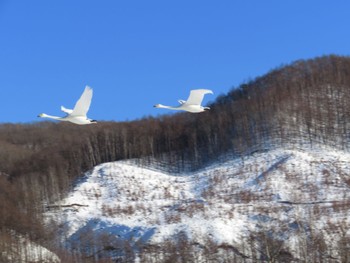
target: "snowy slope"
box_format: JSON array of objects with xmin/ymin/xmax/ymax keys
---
[
  {"xmin": 1, "ymin": 231, "xmax": 61, "ymax": 263},
  {"xmin": 45, "ymin": 146, "xmax": 350, "ymax": 260}
]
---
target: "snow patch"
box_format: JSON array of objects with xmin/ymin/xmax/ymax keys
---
[{"xmin": 45, "ymin": 146, "xmax": 350, "ymax": 260}]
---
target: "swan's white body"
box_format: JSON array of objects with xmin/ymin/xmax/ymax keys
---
[
  {"xmin": 38, "ymin": 86, "xmax": 97, "ymax": 125},
  {"xmin": 154, "ymin": 89, "xmax": 213, "ymax": 113}
]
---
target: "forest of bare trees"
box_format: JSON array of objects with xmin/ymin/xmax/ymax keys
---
[{"xmin": 1, "ymin": 55, "xmax": 350, "ymax": 261}]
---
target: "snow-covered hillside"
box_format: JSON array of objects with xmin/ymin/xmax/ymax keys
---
[
  {"xmin": 46, "ymin": 146, "xmax": 350, "ymax": 261},
  {"xmin": 1, "ymin": 231, "xmax": 60, "ymax": 263}
]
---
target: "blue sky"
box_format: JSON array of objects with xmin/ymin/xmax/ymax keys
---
[{"xmin": 1, "ymin": 1, "xmax": 350, "ymax": 123}]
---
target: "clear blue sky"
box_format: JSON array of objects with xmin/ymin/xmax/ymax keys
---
[{"xmin": 1, "ymin": 1, "xmax": 350, "ymax": 123}]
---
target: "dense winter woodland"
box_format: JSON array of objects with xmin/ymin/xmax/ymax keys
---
[{"xmin": 1, "ymin": 55, "xmax": 350, "ymax": 262}]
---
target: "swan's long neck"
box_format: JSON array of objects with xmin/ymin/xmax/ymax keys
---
[
  {"xmin": 154, "ymin": 104, "xmax": 181, "ymax": 110},
  {"xmin": 38, "ymin": 113, "xmax": 64, "ymax": 121}
]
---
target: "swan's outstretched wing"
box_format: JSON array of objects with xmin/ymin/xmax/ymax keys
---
[
  {"xmin": 71, "ymin": 86, "xmax": 93, "ymax": 117},
  {"xmin": 61, "ymin": 106, "xmax": 73, "ymax": 114},
  {"xmin": 184, "ymin": 89, "xmax": 213, "ymax": 105}
]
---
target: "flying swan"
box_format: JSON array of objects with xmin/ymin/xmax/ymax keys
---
[
  {"xmin": 38, "ymin": 86, "xmax": 97, "ymax": 125},
  {"xmin": 154, "ymin": 89, "xmax": 213, "ymax": 113}
]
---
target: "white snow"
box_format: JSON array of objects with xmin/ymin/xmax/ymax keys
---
[
  {"xmin": 1, "ymin": 231, "xmax": 61, "ymax": 263},
  {"xmin": 45, "ymin": 146, "xmax": 350, "ymax": 259}
]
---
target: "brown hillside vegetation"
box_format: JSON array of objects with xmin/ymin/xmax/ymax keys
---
[{"xmin": 0, "ymin": 54, "xmax": 350, "ymax": 261}]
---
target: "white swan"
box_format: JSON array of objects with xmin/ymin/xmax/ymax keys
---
[
  {"xmin": 154, "ymin": 89, "xmax": 213, "ymax": 113},
  {"xmin": 38, "ymin": 86, "xmax": 97, "ymax": 125}
]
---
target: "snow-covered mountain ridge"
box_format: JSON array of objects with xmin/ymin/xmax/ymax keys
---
[{"xmin": 46, "ymin": 146, "xmax": 350, "ymax": 261}]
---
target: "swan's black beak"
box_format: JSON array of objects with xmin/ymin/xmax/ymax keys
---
[
  {"xmin": 204, "ymin": 107, "xmax": 210, "ymax": 111},
  {"xmin": 91, "ymin": 120, "xmax": 98, "ymax": 123}
]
